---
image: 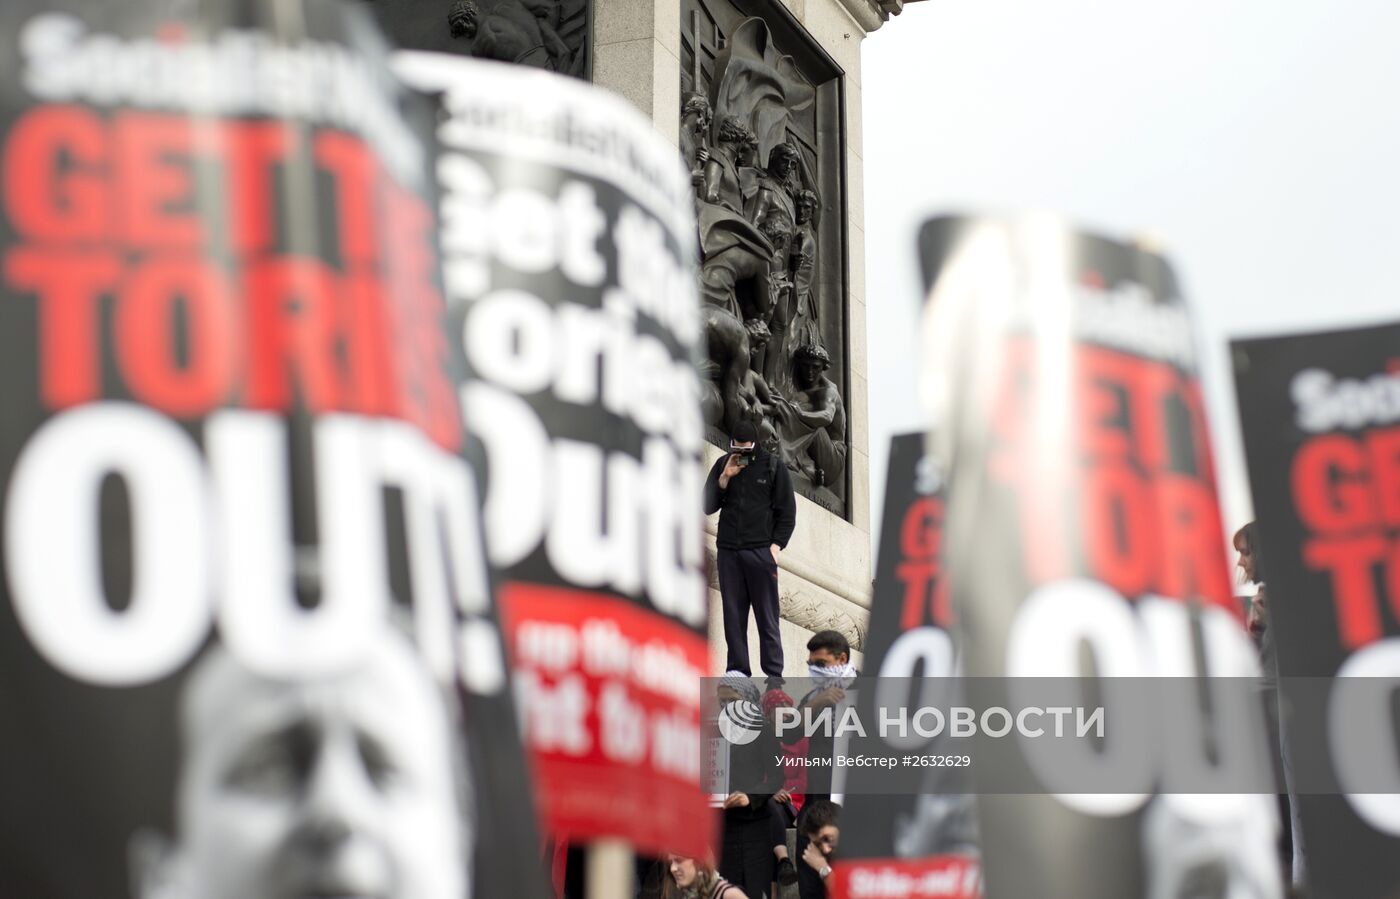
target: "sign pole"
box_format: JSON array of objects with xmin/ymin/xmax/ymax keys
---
[{"xmin": 586, "ymin": 840, "xmax": 635, "ymax": 899}]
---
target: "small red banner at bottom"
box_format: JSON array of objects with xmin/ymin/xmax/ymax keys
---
[{"xmin": 830, "ymin": 856, "xmax": 982, "ymax": 899}]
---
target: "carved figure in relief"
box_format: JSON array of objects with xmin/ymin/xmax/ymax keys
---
[
  {"xmin": 470, "ymin": 0, "xmax": 571, "ymax": 70},
  {"xmin": 740, "ymin": 318, "xmax": 783, "ymax": 453},
  {"xmin": 752, "ymin": 142, "xmax": 800, "ymax": 236},
  {"xmin": 362, "ymin": 0, "xmax": 586, "ymax": 75},
  {"xmin": 448, "ymin": 0, "xmax": 479, "ymax": 37},
  {"xmin": 697, "ymin": 138, "xmax": 785, "ymax": 432},
  {"xmin": 681, "ymin": 93, "xmax": 714, "ymax": 197},
  {"xmin": 774, "ymin": 344, "xmax": 847, "ymax": 490},
  {"xmin": 697, "ymin": 116, "xmax": 777, "ymax": 317},
  {"xmin": 776, "ymin": 187, "xmax": 823, "ymax": 393}
]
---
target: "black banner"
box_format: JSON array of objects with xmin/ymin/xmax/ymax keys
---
[
  {"xmin": 394, "ymin": 53, "xmax": 713, "ymax": 859},
  {"xmin": 0, "ymin": 4, "xmax": 541, "ymax": 898},
  {"xmin": 834, "ymin": 433, "xmax": 980, "ymax": 898},
  {"xmin": 919, "ymin": 215, "xmax": 1282, "ymax": 899},
  {"xmin": 1233, "ymin": 319, "xmax": 1400, "ymax": 899}
]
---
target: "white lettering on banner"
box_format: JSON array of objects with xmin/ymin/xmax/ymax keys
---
[
  {"xmin": 630, "ymin": 637, "xmax": 704, "ymax": 707},
  {"xmin": 599, "ymin": 682, "xmax": 648, "ymax": 764},
  {"xmin": 6, "ymin": 403, "xmax": 209, "ymax": 685},
  {"xmin": 614, "ymin": 205, "xmax": 699, "ymax": 347},
  {"xmin": 518, "ymin": 670, "xmax": 591, "ymax": 755},
  {"xmin": 462, "ymin": 294, "xmax": 703, "ymax": 450},
  {"xmin": 652, "ymin": 709, "xmax": 701, "ymax": 780},
  {"xmin": 462, "ymin": 387, "xmax": 707, "ymax": 627},
  {"xmin": 548, "ymin": 441, "xmax": 643, "ymax": 593},
  {"xmin": 466, "ymin": 291, "xmax": 556, "ymax": 394},
  {"xmin": 4, "ymin": 404, "xmax": 499, "ymax": 688},
  {"xmin": 517, "ymin": 620, "xmax": 580, "ymax": 673},
  {"xmin": 463, "ymin": 384, "xmax": 551, "ymax": 567},
  {"xmin": 435, "ymin": 144, "xmax": 706, "ymax": 629},
  {"xmin": 512, "ymin": 613, "xmax": 706, "ymax": 774},
  {"xmin": 19, "ymin": 13, "xmax": 422, "ymax": 182},
  {"xmin": 436, "ymin": 155, "xmax": 607, "ymax": 297},
  {"xmin": 204, "ymin": 414, "xmax": 389, "ymax": 677},
  {"xmin": 1331, "ymin": 637, "xmax": 1400, "ymax": 835},
  {"xmin": 582, "ymin": 618, "xmax": 632, "ymax": 677},
  {"xmin": 1005, "ymin": 578, "xmax": 1153, "ymax": 816},
  {"xmin": 1004, "ymin": 578, "xmax": 1279, "ymax": 851},
  {"xmin": 437, "ymin": 154, "xmax": 696, "ymax": 363},
  {"xmin": 1138, "ymin": 596, "xmax": 1268, "ymax": 825},
  {"xmin": 438, "ymin": 153, "xmax": 494, "ymax": 299},
  {"xmin": 518, "ymin": 616, "xmax": 705, "ymax": 707},
  {"xmin": 846, "ymin": 862, "xmax": 981, "ymax": 899},
  {"xmin": 1073, "ymin": 279, "xmax": 1195, "ymax": 368},
  {"xmin": 1292, "ymin": 366, "xmax": 1400, "ymax": 433}
]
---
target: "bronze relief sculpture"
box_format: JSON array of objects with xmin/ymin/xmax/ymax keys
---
[
  {"xmin": 685, "ymin": 15, "xmax": 849, "ymax": 513},
  {"xmin": 359, "ymin": 0, "xmax": 589, "ymax": 75}
]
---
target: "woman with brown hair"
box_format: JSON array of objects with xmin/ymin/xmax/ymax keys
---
[
  {"xmin": 661, "ymin": 855, "xmax": 749, "ymax": 899},
  {"xmin": 1235, "ymin": 520, "xmax": 1306, "ymax": 890}
]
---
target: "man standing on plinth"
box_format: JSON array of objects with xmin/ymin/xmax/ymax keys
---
[{"xmin": 703, "ymin": 420, "xmax": 797, "ymax": 682}]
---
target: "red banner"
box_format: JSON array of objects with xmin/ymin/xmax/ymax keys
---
[
  {"xmin": 831, "ymin": 857, "xmax": 981, "ymax": 899},
  {"xmin": 501, "ymin": 584, "xmax": 712, "ymax": 857}
]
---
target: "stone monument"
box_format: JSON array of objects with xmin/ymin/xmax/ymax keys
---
[{"xmin": 360, "ymin": 0, "xmax": 919, "ymax": 674}]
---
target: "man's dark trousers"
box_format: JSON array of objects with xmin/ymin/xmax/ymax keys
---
[{"xmin": 717, "ymin": 546, "xmax": 783, "ymax": 678}]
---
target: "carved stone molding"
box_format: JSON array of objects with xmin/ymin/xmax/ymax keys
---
[{"xmin": 779, "ymin": 584, "xmax": 867, "ymax": 651}]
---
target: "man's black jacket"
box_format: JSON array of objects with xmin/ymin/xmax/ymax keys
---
[{"xmin": 703, "ymin": 449, "xmax": 797, "ymax": 550}]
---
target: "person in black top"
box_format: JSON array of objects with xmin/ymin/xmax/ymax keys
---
[
  {"xmin": 797, "ymin": 800, "xmax": 841, "ymax": 898},
  {"xmin": 718, "ymin": 681, "xmax": 783, "ymax": 899},
  {"xmin": 703, "ymin": 420, "xmax": 797, "ymax": 681}
]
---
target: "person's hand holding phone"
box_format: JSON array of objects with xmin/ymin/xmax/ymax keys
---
[{"xmin": 719, "ymin": 452, "xmax": 746, "ymax": 489}]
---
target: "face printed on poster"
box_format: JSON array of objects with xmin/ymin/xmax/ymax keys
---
[{"xmin": 130, "ymin": 632, "xmax": 469, "ymax": 899}]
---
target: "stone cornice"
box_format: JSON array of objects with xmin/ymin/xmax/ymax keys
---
[
  {"xmin": 838, "ymin": 0, "xmax": 917, "ymax": 35},
  {"xmin": 836, "ymin": 0, "xmax": 885, "ymax": 34}
]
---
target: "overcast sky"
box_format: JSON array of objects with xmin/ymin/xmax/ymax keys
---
[{"xmin": 861, "ymin": 0, "xmax": 1400, "ymax": 550}]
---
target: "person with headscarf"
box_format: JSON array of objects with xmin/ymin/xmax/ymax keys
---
[{"xmin": 716, "ymin": 677, "xmax": 783, "ymax": 899}]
